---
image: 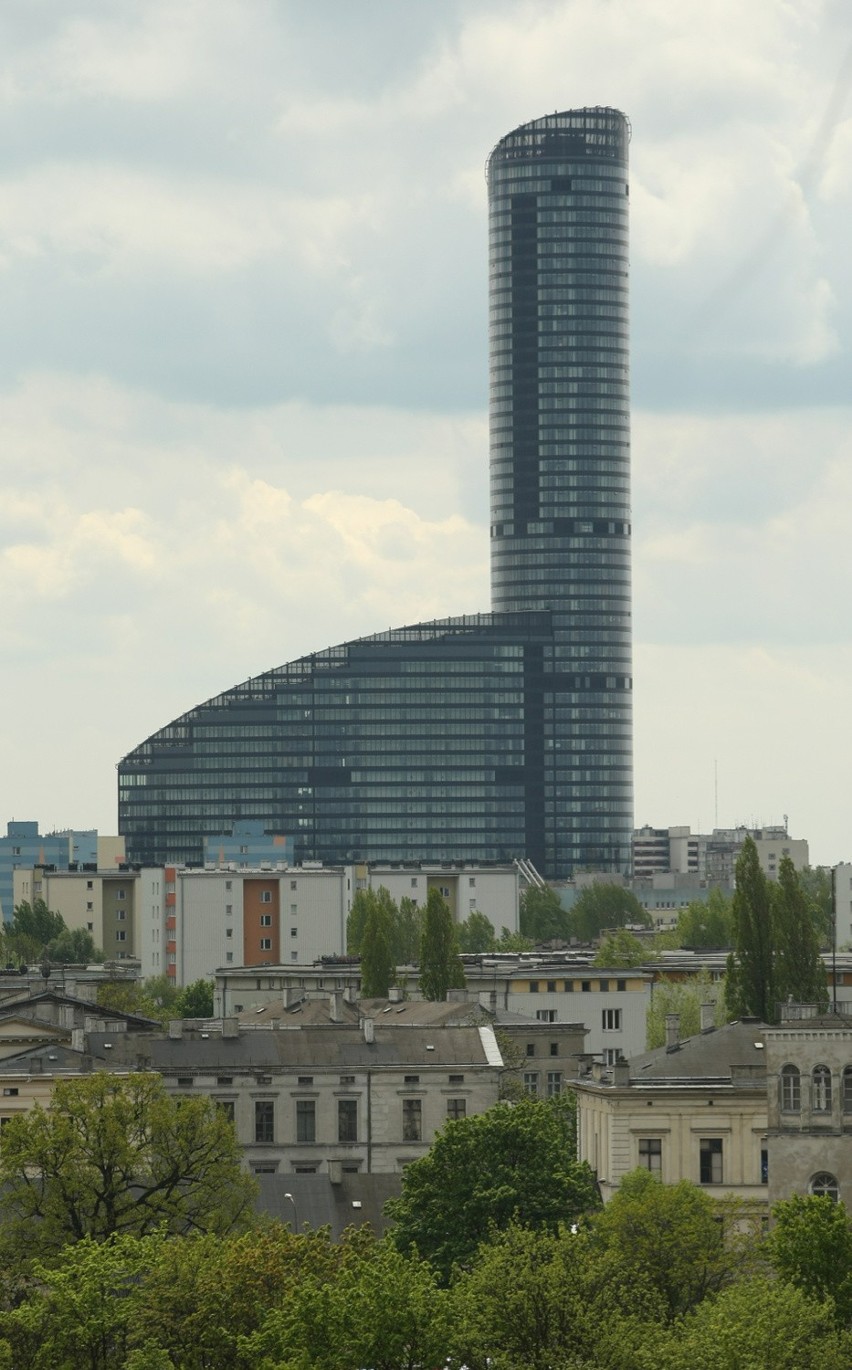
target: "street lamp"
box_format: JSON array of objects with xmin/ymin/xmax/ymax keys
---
[{"xmin": 283, "ymin": 1191, "xmax": 299, "ymax": 1231}]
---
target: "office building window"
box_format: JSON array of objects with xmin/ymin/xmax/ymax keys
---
[
  {"xmin": 447, "ymin": 1097, "xmax": 466, "ymax": 1120},
  {"xmin": 602, "ymin": 1009, "xmax": 622, "ymax": 1031},
  {"xmin": 254, "ymin": 1100, "xmax": 274, "ymax": 1144},
  {"xmin": 296, "ymin": 1099, "xmax": 316, "ymax": 1144},
  {"xmin": 402, "ymin": 1098, "xmax": 422, "ymax": 1142},
  {"xmin": 116, "ymin": 909, "xmax": 126, "ymax": 921},
  {"xmin": 639, "ymin": 1138, "xmax": 662, "ymax": 1173},
  {"xmin": 523, "ymin": 1072, "xmax": 539, "ymax": 1096},
  {"xmin": 536, "ymin": 1009, "xmax": 556, "ymax": 1022},
  {"xmin": 338, "ymin": 1098, "xmax": 357, "ymax": 1142},
  {"xmin": 116, "ymin": 931, "xmax": 126, "ymax": 942},
  {"xmin": 813, "ymin": 1065, "xmax": 832, "ymax": 1113},
  {"xmin": 546, "ymin": 1071, "xmax": 562, "ymax": 1097},
  {"xmin": 780, "ymin": 1064, "xmax": 801, "ymax": 1113},
  {"xmin": 699, "ymin": 1138, "xmax": 723, "ymax": 1185}
]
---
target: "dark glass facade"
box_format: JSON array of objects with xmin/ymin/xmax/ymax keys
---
[
  {"xmin": 487, "ymin": 108, "xmax": 633, "ymax": 873},
  {"xmin": 119, "ymin": 108, "xmax": 632, "ymax": 877}
]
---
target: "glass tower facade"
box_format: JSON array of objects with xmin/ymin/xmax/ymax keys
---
[
  {"xmin": 488, "ymin": 108, "xmax": 633, "ymax": 873},
  {"xmin": 118, "ymin": 109, "xmax": 633, "ymax": 878}
]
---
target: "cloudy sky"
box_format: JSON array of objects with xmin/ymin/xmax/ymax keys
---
[{"xmin": 1, "ymin": 0, "xmax": 851, "ymax": 865}]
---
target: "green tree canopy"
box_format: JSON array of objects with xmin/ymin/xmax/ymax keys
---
[
  {"xmin": 519, "ymin": 885, "xmax": 568, "ymax": 942},
  {"xmin": 648, "ymin": 1274, "xmax": 852, "ymax": 1370},
  {"xmin": 726, "ymin": 841, "xmax": 827, "ymax": 1022},
  {"xmin": 593, "ymin": 928, "xmax": 649, "ymax": 967},
  {"xmin": 0, "ymin": 1073, "xmax": 256, "ymax": 1257},
  {"xmin": 590, "ymin": 1169, "xmax": 756, "ymax": 1321},
  {"xmin": 360, "ymin": 890, "xmax": 395, "ymax": 998},
  {"xmin": 457, "ymin": 909, "xmax": 496, "ymax": 954},
  {"xmin": 767, "ymin": 1194, "xmax": 852, "ymax": 1325},
  {"xmin": 47, "ymin": 927, "xmax": 102, "ymax": 965},
  {"xmin": 774, "ymin": 854, "xmax": 828, "ymax": 1008},
  {"xmin": 676, "ymin": 887, "xmax": 734, "ymax": 949},
  {"xmin": 569, "ymin": 883, "xmax": 649, "ymax": 942},
  {"xmin": 392, "ymin": 895, "xmax": 422, "ymax": 964},
  {"xmin": 646, "ymin": 971, "xmax": 726, "ymax": 1049},
  {"xmin": 346, "ymin": 888, "xmax": 376, "ymax": 955},
  {"xmin": 173, "ymin": 978, "xmax": 214, "ymax": 1019},
  {"xmin": 385, "ymin": 1096, "xmax": 600, "ymax": 1280},
  {"xmin": 419, "ymin": 888, "xmax": 464, "ymax": 1002},
  {"xmin": 800, "ymin": 865, "xmax": 833, "ymax": 948},
  {"xmin": 7, "ymin": 899, "xmax": 66, "ymax": 961}
]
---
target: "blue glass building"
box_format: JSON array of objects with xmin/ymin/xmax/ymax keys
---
[{"xmin": 119, "ymin": 109, "xmax": 633, "ymax": 879}]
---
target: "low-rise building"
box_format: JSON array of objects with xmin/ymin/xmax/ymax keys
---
[{"xmin": 574, "ymin": 1013, "xmax": 770, "ymax": 1206}]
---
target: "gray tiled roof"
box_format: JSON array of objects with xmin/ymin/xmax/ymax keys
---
[{"xmin": 625, "ymin": 1019, "xmax": 770, "ymax": 1084}]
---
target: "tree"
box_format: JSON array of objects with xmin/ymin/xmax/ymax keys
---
[
  {"xmin": 800, "ymin": 865, "xmax": 833, "ymax": 948},
  {"xmin": 497, "ymin": 927, "xmax": 534, "ymax": 951},
  {"xmin": 774, "ymin": 855, "xmax": 828, "ymax": 1008},
  {"xmin": 385, "ymin": 1096, "xmax": 600, "ymax": 1279},
  {"xmin": 590, "ymin": 1169, "xmax": 756, "ymax": 1321},
  {"xmin": 393, "ymin": 895, "xmax": 422, "ymax": 964},
  {"xmin": 519, "ymin": 885, "xmax": 568, "ymax": 942},
  {"xmin": 0, "ymin": 1073, "xmax": 256, "ymax": 1256},
  {"xmin": 172, "ymin": 978, "xmax": 214, "ymax": 1019},
  {"xmin": 419, "ymin": 888, "xmax": 464, "ymax": 1002},
  {"xmin": 569, "ymin": 883, "xmax": 649, "ymax": 942},
  {"xmin": 648, "ymin": 1275, "xmax": 852, "ymax": 1370},
  {"xmin": 457, "ymin": 910, "xmax": 496, "ymax": 953},
  {"xmin": 767, "ymin": 1194, "xmax": 852, "ymax": 1325},
  {"xmin": 450, "ymin": 1222, "xmax": 666, "ymax": 1370},
  {"xmin": 360, "ymin": 893, "xmax": 395, "ymax": 998},
  {"xmin": 676, "ymin": 888, "xmax": 734, "ymax": 949},
  {"xmin": 646, "ymin": 971, "xmax": 727, "ymax": 1049},
  {"xmin": 346, "ymin": 889, "xmax": 376, "ymax": 955},
  {"xmin": 7, "ymin": 899, "xmax": 66, "ymax": 961},
  {"xmin": 593, "ymin": 928, "xmax": 649, "ymax": 967},
  {"xmin": 725, "ymin": 836, "xmax": 776, "ymax": 1021},
  {"xmin": 96, "ymin": 982, "xmax": 170, "ymax": 1026},
  {"xmin": 47, "ymin": 927, "xmax": 102, "ymax": 965},
  {"xmin": 243, "ymin": 1229, "xmax": 452, "ymax": 1370}
]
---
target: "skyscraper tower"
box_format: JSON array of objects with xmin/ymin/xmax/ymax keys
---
[
  {"xmin": 487, "ymin": 108, "xmax": 633, "ymax": 876},
  {"xmin": 118, "ymin": 109, "xmax": 633, "ymax": 881}
]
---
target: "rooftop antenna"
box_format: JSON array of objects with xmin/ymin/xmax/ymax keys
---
[{"xmin": 714, "ymin": 760, "xmax": 718, "ymax": 827}]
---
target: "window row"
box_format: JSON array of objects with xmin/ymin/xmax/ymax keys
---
[
  {"xmin": 248, "ymin": 1095, "xmax": 467, "ymax": 1145},
  {"xmin": 779, "ymin": 1063, "xmax": 852, "ymax": 1114}
]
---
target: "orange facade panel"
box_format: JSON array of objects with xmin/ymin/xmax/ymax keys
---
[{"xmin": 242, "ymin": 879, "xmax": 280, "ymax": 965}]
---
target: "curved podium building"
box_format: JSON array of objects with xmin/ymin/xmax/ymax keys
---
[{"xmin": 119, "ymin": 109, "xmax": 633, "ymax": 880}]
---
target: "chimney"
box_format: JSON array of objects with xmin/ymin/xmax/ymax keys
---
[
  {"xmin": 222, "ymin": 1017, "xmax": 239, "ymax": 1039},
  {"xmin": 699, "ymin": 1002, "xmax": 715, "ymax": 1033},
  {"xmin": 168, "ymin": 1020, "xmax": 183, "ymax": 1040},
  {"xmin": 446, "ymin": 988, "xmax": 468, "ymax": 1003},
  {"xmin": 388, "ymin": 986, "xmax": 402, "ymax": 1003},
  {"xmin": 329, "ymin": 990, "xmax": 343, "ymax": 1022},
  {"xmin": 363, "ymin": 1018, "xmax": 374, "ymax": 1044},
  {"xmin": 328, "ymin": 1159, "xmax": 342, "ymax": 1185},
  {"xmin": 612, "ymin": 1059, "xmax": 630, "ymax": 1086},
  {"xmin": 665, "ymin": 1013, "xmax": 680, "ymax": 1052},
  {"xmin": 71, "ymin": 1028, "xmax": 85, "ymax": 1053}
]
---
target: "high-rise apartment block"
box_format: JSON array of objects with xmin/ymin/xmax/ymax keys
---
[{"xmin": 119, "ymin": 109, "xmax": 633, "ymax": 880}]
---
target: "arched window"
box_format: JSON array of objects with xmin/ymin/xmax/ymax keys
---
[
  {"xmin": 843, "ymin": 1067, "xmax": 852, "ymax": 1114},
  {"xmin": 811, "ymin": 1172, "xmax": 839, "ymax": 1202},
  {"xmin": 812, "ymin": 1065, "xmax": 832, "ymax": 1113},
  {"xmin": 780, "ymin": 1065, "xmax": 801, "ymax": 1113}
]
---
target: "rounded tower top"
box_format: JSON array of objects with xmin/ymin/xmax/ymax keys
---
[{"xmin": 486, "ymin": 106, "xmax": 630, "ymax": 181}]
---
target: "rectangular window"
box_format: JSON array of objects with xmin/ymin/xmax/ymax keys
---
[
  {"xmin": 2, "ymin": 1088, "xmax": 18, "ymax": 1098},
  {"xmin": 582, "ymin": 981, "xmax": 591, "ymax": 992},
  {"xmin": 699, "ymin": 1138, "xmax": 723, "ymax": 1185},
  {"xmin": 526, "ymin": 1043, "xmax": 535, "ymax": 1057},
  {"xmin": 86, "ymin": 880, "xmax": 93, "ymax": 890},
  {"xmin": 296, "ymin": 1099, "xmax": 316, "ymax": 1144},
  {"xmin": 602, "ymin": 1008, "xmax": 622, "ymax": 1031},
  {"xmin": 529, "ymin": 980, "xmax": 539, "ymax": 992},
  {"xmin": 225, "ymin": 904, "xmax": 233, "ymax": 916},
  {"xmin": 298, "ymin": 1077, "xmax": 313, "ymax": 1086},
  {"xmin": 260, "ymin": 914, "xmax": 272, "ymax": 927},
  {"xmin": 116, "ymin": 931, "xmax": 126, "ymax": 942},
  {"xmin": 225, "ymin": 880, "xmax": 232, "ymax": 891},
  {"xmin": 404, "ymin": 1074, "xmax": 420, "ymax": 1085},
  {"xmin": 217, "ymin": 1100, "xmax": 235, "ymax": 1124},
  {"xmin": 338, "ymin": 1098, "xmax": 357, "ymax": 1142},
  {"xmin": 617, "ymin": 979, "xmax": 626, "ymax": 992},
  {"xmin": 402, "ymin": 1098, "xmax": 422, "ymax": 1142},
  {"xmin": 546, "ymin": 1071, "xmax": 562, "ymax": 1097},
  {"xmin": 260, "ymin": 891, "xmax": 272, "ymax": 903},
  {"xmin": 639, "ymin": 1138, "xmax": 662, "ymax": 1172},
  {"xmin": 290, "ymin": 880, "xmax": 298, "ymax": 890},
  {"xmin": 254, "ymin": 1100, "xmax": 274, "ymax": 1144},
  {"xmin": 448, "ymin": 1074, "xmax": 464, "ymax": 1085},
  {"xmin": 546, "ymin": 980, "xmax": 557, "ymax": 992},
  {"xmin": 599, "ymin": 979, "xmax": 609, "ymax": 991},
  {"xmin": 116, "ymin": 909, "xmax": 126, "ymax": 920},
  {"xmin": 291, "ymin": 928, "xmax": 297, "ymax": 938},
  {"xmin": 117, "ymin": 889, "xmax": 126, "ymax": 900},
  {"xmin": 290, "ymin": 904, "xmax": 298, "ymax": 915},
  {"xmin": 523, "ymin": 1072, "xmax": 539, "ymax": 1096},
  {"xmin": 536, "ymin": 1009, "xmax": 557, "ymax": 1023},
  {"xmin": 259, "ymin": 938, "xmax": 272, "ymax": 951},
  {"xmin": 447, "ymin": 1097, "xmax": 466, "ymax": 1120}
]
